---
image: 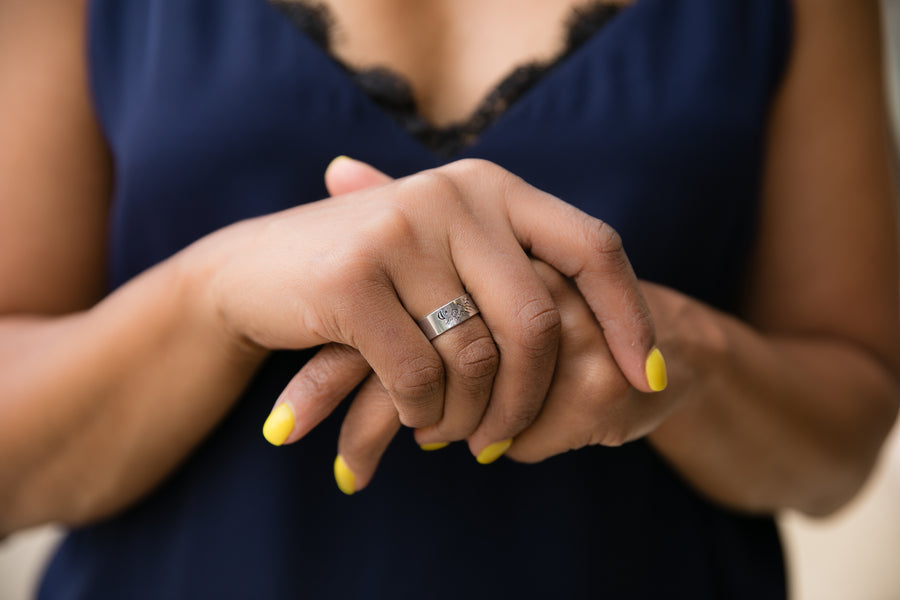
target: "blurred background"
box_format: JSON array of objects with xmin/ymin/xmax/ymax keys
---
[{"xmin": 2, "ymin": 2, "xmax": 900, "ymax": 599}]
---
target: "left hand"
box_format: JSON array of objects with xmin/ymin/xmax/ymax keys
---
[
  {"xmin": 278, "ymin": 157, "xmax": 683, "ymax": 491},
  {"xmin": 502, "ymin": 261, "xmax": 687, "ymax": 462}
]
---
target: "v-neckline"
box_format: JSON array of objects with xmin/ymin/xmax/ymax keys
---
[{"xmin": 262, "ymin": 0, "xmax": 647, "ymax": 160}]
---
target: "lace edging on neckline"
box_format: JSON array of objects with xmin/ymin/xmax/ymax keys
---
[{"xmin": 270, "ymin": 1, "xmax": 624, "ymax": 157}]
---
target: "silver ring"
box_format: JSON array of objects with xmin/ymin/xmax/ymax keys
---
[{"xmin": 417, "ymin": 293, "xmax": 480, "ymax": 341}]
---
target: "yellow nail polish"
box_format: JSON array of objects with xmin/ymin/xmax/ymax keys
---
[
  {"xmin": 645, "ymin": 347, "xmax": 668, "ymax": 392},
  {"xmin": 333, "ymin": 455, "xmax": 356, "ymax": 495},
  {"xmin": 326, "ymin": 155, "xmax": 352, "ymax": 171},
  {"xmin": 420, "ymin": 442, "xmax": 449, "ymax": 451},
  {"xmin": 476, "ymin": 439, "xmax": 513, "ymax": 465},
  {"xmin": 262, "ymin": 404, "xmax": 294, "ymax": 446}
]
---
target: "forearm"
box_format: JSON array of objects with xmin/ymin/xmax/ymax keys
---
[
  {"xmin": 0, "ymin": 254, "xmax": 265, "ymax": 534},
  {"xmin": 647, "ymin": 291, "xmax": 900, "ymax": 516}
]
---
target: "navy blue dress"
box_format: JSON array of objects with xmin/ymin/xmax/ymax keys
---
[{"xmin": 39, "ymin": 0, "xmax": 792, "ymax": 597}]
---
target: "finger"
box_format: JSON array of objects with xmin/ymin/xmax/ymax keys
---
[
  {"xmin": 508, "ymin": 180, "xmax": 662, "ymax": 392},
  {"xmin": 324, "ymin": 155, "xmax": 392, "ymax": 197},
  {"xmin": 411, "ymin": 299, "xmax": 498, "ymax": 446},
  {"xmin": 374, "ymin": 172, "xmax": 556, "ymax": 461},
  {"xmin": 336, "ymin": 277, "xmax": 447, "ymax": 429},
  {"xmin": 506, "ymin": 260, "xmax": 665, "ymax": 463},
  {"xmin": 262, "ymin": 343, "xmax": 370, "ymax": 446},
  {"xmin": 444, "ymin": 160, "xmax": 663, "ymax": 394},
  {"xmin": 507, "ymin": 358, "xmax": 663, "ymax": 463},
  {"xmin": 504, "ymin": 355, "xmax": 620, "ymax": 463},
  {"xmin": 324, "ymin": 159, "xmax": 497, "ymax": 443},
  {"xmin": 334, "ymin": 374, "xmax": 402, "ymax": 495},
  {"xmin": 441, "ymin": 226, "xmax": 559, "ymax": 462},
  {"xmin": 386, "ymin": 252, "xmax": 498, "ymax": 444},
  {"xmin": 506, "ymin": 262, "xmax": 625, "ymax": 462},
  {"xmin": 326, "ymin": 160, "xmax": 637, "ymax": 455},
  {"xmin": 326, "ymin": 159, "xmax": 455, "ymax": 427}
]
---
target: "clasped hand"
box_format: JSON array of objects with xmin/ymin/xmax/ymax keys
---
[{"xmin": 193, "ymin": 157, "xmax": 671, "ymax": 493}]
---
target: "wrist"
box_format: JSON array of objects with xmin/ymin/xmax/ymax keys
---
[{"xmin": 170, "ymin": 234, "xmax": 270, "ymax": 366}]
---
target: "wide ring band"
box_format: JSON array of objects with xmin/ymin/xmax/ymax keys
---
[{"xmin": 417, "ymin": 293, "xmax": 480, "ymax": 341}]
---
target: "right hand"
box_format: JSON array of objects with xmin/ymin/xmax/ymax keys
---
[{"xmin": 188, "ymin": 158, "xmax": 657, "ymax": 472}]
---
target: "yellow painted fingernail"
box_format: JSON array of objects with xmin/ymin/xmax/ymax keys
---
[
  {"xmin": 333, "ymin": 455, "xmax": 356, "ymax": 495},
  {"xmin": 645, "ymin": 347, "xmax": 668, "ymax": 392},
  {"xmin": 420, "ymin": 442, "xmax": 449, "ymax": 451},
  {"xmin": 262, "ymin": 404, "xmax": 294, "ymax": 446},
  {"xmin": 476, "ymin": 439, "xmax": 513, "ymax": 465},
  {"xmin": 326, "ymin": 155, "xmax": 352, "ymax": 171}
]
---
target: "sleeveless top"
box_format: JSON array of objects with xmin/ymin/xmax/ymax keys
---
[{"xmin": 39, "ymin": 0, "xmax": 792, "ymax": 598}]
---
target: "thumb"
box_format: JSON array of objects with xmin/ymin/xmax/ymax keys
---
[{"xmin": 325, "ymin": 156, "xmax": 394, "ymax": 196}]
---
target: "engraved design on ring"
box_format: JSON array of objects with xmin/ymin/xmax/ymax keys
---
[{"xmin": 417, "ymin": 293, "xmax": 480, "ymax": 341}]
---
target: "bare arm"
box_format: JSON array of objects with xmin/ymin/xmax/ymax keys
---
[
  {"xmin": 647, "ymin": 0, "xmax": 900, "ymax": 515},
  {"xmin": 0, "ymin": 0, "xmax": 266, "ymax": 533}
]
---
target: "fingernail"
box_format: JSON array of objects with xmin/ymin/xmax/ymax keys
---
[
  {"xmin": 326, "ymin": 155, "xmax": 352, "ymax": 171},
  {"xmin": 333, "ymin": 455, "xmax": 356, "ymax": 495},
  {"xmin": 476, "ymin": 439, "xmax": 513, "ymax": 465},
  {"xmin": 262, "ymin": 404, "xmax": 294, "ymax": 446},
  {"xmin": 419, "ymin": 442, "xmax": 449, "ymax": 451},
  {"xmin": 645, "ymin": 347, "xmax": 668, "ymax": 392}
]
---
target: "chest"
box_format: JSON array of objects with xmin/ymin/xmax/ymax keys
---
[{"xmin": 274, "ymin": 0, "xmax": 629, "ymax": 125}]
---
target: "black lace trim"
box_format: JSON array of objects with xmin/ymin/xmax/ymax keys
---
[{"xmin": 271, "ymin": 1, "xmax": 624, "ymax": 157}]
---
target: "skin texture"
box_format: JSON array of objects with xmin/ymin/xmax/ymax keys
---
[
  {"xmin": 0, "ymin": 0, "xmax": 898, "ymax": 534},
  {"xmin": 203, "ymin": 158, "xmax": 658, "ymax": 442},
  {"xmin": 300, "ymin": 159, "xmax": 674, "ymax": 493},
  {"xmin": 316, "ymin": 0, "xmax": 632, "ymax": 126}
]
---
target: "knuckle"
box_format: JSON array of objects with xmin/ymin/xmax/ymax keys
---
[
  {"xmin": 584, "ymin": 217, "xmax": 631, "ymax": 275},
  {"xmin": 388, "ymin": 355, "xmax": 444, "ymax": 404},
  {"xmin": 444, "ymin": 157, "xmax": 499, "ymax": 179},
  {"xmin": 511, "ymin": 298, "xmax": 562, "ymax": 358},
  {"xmin": 411, "ymin": 170, "xmax": 464, "ymax": 207},
  {"xmin": 366, "ymin": 203, "xmax": 416, "ymax": 251},
  {"xmin": 585, "ymin": 221, "xmax": 625, "ymax": 256},
  {"xmin": 450, "ymin": 333, "xmax": 499, "ymax": 383},
  {"xmin": 299, "ymin": 345, "xmax": 366, "ymax": 397},
  {"xmin": 576, "ymin": 219, "xmax": 636, "ymax": 290},
  {"xmin": 316, "ymin": 344, "xmax": 363, "ymax": 374},
  {"xmin": 298, "ymin": 362, "xmax": 335, "ymax": 400},
  {"xmin": 397, "ymin": 170, "xmax": 474, "ymax": 227},
  {"xmin": 329, "ymin": 341, "xmax": 366, "ymax": 363},
  {"xmin": 443, "ymin": 158, "xmax": 517, "ymax": 204}
]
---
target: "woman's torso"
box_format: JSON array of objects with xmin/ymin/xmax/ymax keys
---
[{"xmin": 39, "ymin": 0, "xmax": 792, "ymax": 597}]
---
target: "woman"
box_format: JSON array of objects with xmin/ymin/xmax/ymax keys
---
[{"xmin": 0, "ymin": 0, "xmax": 897, "ymax": 597}]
